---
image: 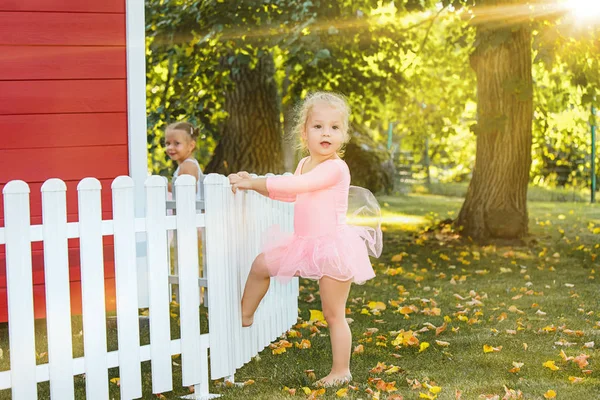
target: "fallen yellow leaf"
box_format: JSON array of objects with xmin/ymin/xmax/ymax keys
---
[
  {"xmin": 399, "ymin": 306, "xmax": 416, "ymax": 315},
  {"xmin": 385, "ymin": 365, "xmax": 401, "ymax": 374},
  {"xmin": 543, "ymin": 389, "xmax": 556, "ymax": 399},
  {"xmin": 295, "ymin": 339, "xmax": 311, "ymax": 349},
  {"xmin": 304, "ymin": 369, "xmax": 316, "ymax": 380},
  {"xmin": 287, "ymin": 329, "xmax": 302, "ymax": 338},
  {"xmin": 353, "ymin": 344, "xmax": 364, "ymax": 355},
  {"xmin": 336, "ymin": 388, "xmax": 348, "ymax": 397},
  {"xmin": 573, "ymin": 354, "xmax": 590, "ymax": 369},
  {"xmin": 436, "ymin": 323, "xmax": 448, "ymax": 336},
  {"xmin": 429, "ymin": 385, "xmax": 442, "ymax": 394},
  {"xmin": 392, "ymin": 330, "xmax": 419, "ymax": 347},
  {"xmin": 391, "ymin": 253, "xmax": 404, "ymax": 262},
  {"xmin": 309, "ymin": 310, "xmax": 325, "ymax": 323},
  {"xmin": 483, "ymin": 345, "xmax": 502, "ymax": 353},
  {"xmin": 370, "ymin": 362, "xmax": 387, "ymax": 373},
  {"xmin": 543, "ymin": 360, "xmax": 560, "ymax": 371},
  {"xmin": 368, "ymin": 301, "xmax": 387, "ymax": 311},
  {"xmin": 419, "ymin": 342, "xmax": 430, "ymax": 353}
]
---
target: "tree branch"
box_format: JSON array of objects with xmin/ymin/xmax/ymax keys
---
[{"xmin": 401, "ymin": 5, "xmax": 449, "ymax": 73}]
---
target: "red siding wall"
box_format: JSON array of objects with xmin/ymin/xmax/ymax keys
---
[{"xmin": 0, "ymin": 1, "xmax": 129, "ymax": 322}]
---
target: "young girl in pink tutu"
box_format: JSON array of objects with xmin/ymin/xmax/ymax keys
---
[{"xmin": 228, "ymin": 91, "xmax": 382, "ymax": 387}]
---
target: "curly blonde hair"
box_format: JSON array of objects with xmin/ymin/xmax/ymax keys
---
[{"xmin": 290, "ymin": 92, "xmax": 351, "ymax": 154}]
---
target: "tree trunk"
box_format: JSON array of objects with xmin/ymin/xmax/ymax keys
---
[
  {"xmin": 205, "ymin": 52, "xmax": 284, "ymax": 175},
  {"xmin": 456, "ymin": 16, "xmax": 533, "ymax": 241},
  {"xmin": 281, "ymin": 66, "xmax": 297, "ymax": 172}
]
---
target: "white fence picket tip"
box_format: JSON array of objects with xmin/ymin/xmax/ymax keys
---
[
  {"xmin": 77, "ymin": 177, "xmax": 102, "ymax": 191},
  {"xmin": 41, "ymin": 178, "xmax": 67, "ymax": 192},
  {"xmin": 2, "ymin": 180, "xmax": 30, "ymax": 194},
  {"xmin": 111, "ymin": 175, "xmax": 135, "ymax": 190},
  {"xmin": 204, "ymin": 173, "xmax": 228, "ymax": 185},
  {"xmin": 145, "ymin": 175, "xmax": 168, "ymax": 188},
  {"xmin": 174, "ymin": 174, "xmax": 196, "ymax": 187}
]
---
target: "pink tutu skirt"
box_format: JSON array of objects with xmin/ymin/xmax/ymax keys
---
[{"xmin": 263, "ymin": 186, "xmax": 383, "ymax": 284}]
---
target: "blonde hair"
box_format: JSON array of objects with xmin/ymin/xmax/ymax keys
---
[
  {"xmin": 290, "ymin": 92, "xmax": 351, "ymax": 154},
  {"xmin": 165, "ymin": 121, "xmax": 200, "ymax": 142}
]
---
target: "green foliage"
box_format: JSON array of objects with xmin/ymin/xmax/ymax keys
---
[
  {"xmin": 529, "ymin": 11, "xmax": 600, "ymax": 188},
  {"xmin": 144, "ymin": 0, "xmax": 599, "ymax": 191}
]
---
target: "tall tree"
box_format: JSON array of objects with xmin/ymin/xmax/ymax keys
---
[
  {"xmin": 456, "ymin": 0, "xmax": 533, "ymax": 241},
  {"xmin": 206, "ymin": 52, "xmax": 283, "ymax": 174},
  {"xmin": 146, "ymin": 0, "xmax": 286, "ymax": 175}
]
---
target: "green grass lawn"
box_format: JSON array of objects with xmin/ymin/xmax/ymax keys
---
[
  {"xmin": 212, "ymin": 194, "xmax": 599, "ymax": 400},
  {"xmin": 0, "ymin": 193, "xmax": 598, "ymax": 399}
]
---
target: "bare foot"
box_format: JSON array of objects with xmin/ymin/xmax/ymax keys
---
[
  {"xmin": 242, "ymin": 314, "xmax": 254, "ymax": 327},
  {"xmin": 314, "ymin": 372, "xmax": 352, "ymax": 388}
]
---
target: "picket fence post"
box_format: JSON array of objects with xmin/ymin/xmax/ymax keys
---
[
  {"xmin": 42, "ymin": 179, "xmax": 75, "ymax": 399},
  {"xmin": 174, "ymin": 175, "xmax": 203, "ymax": 386},
  {"xmin": 144, "ymin": 176, "xmax": 173, "ymax": 393},
  {"xmin": 203, "ymin": 174, "xmax": 233, "ymax": 380},
  {"xmin": 78, "ymin": 178, "xmax": 110, "ymax": 400},
  {"xmin": 2, "ymin": 181, "xmax": 38, "ymax": 400},
  {"xmin": 112, "ymin": 176, "xmax": 143, "ymax": 399}
]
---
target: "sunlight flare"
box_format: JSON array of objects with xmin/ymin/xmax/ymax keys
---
[{"xmin": 564, "ymin": 0, "xmax": 600, "ymax": 21}]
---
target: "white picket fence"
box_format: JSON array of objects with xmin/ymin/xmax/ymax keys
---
[{"xmin": 0, "ymin": 173, "xmax": 298, "ymax": 399}]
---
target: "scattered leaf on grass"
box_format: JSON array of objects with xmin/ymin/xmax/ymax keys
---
[
  {"xmin": 543, "ymin": 389, "xmax": 556, "ymax": 399},
  {"xmin": 543, "ymin": 360, "xmax": 560, "ymax": 371}
]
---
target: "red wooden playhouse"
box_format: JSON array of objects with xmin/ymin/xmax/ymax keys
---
[{"xmin": 0, "ymin": 0, "xmax": 148, "ymax": 322}]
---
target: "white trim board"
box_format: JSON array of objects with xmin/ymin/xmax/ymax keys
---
[
  {"xmin": 125, "ymin": 0, "xmax": 150, "ymax": 308},
  {"xmin": 125, "ymin": 0, "xmax": 147, "ymax": 210}
]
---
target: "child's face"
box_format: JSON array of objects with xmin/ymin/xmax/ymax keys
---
[
  {"xmin": 303, "ymin": 103, "xmax": 347, "ymax": 158},
  {"xmin": 165, "ymin": 129, "xmax": 195, "ymax": 163}
]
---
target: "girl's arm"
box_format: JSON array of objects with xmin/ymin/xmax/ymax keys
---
[
  {"xmin": 229, "ymin": 175, "xmax": 295, "ymax": 201},
  {"xmin": 266, "ymin": 160, "xmax": 342, "ymax": 195},
  {"xmin": 177, "ymin": 162, "xmax": 200, "ymax": 181},
  {"xmin": 229, "ymin": 160, "xmax": 342, "ymax": 201},
  {"xmin": 248, "ymin": 179, "xmax": 270, "ymax": 197}
]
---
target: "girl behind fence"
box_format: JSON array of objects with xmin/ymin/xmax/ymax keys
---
[{"xmin": 165, "ymin": 121, "xmax": 204, "ymax": 201}]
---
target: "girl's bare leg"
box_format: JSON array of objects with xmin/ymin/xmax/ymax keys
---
[
  {"xmin": 240, "ymin": 253, "xmax": 271, "ymax": 327},
  {"xmin": 316, "ymin": 276, "xmax": 353, "ymax": 386}
]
